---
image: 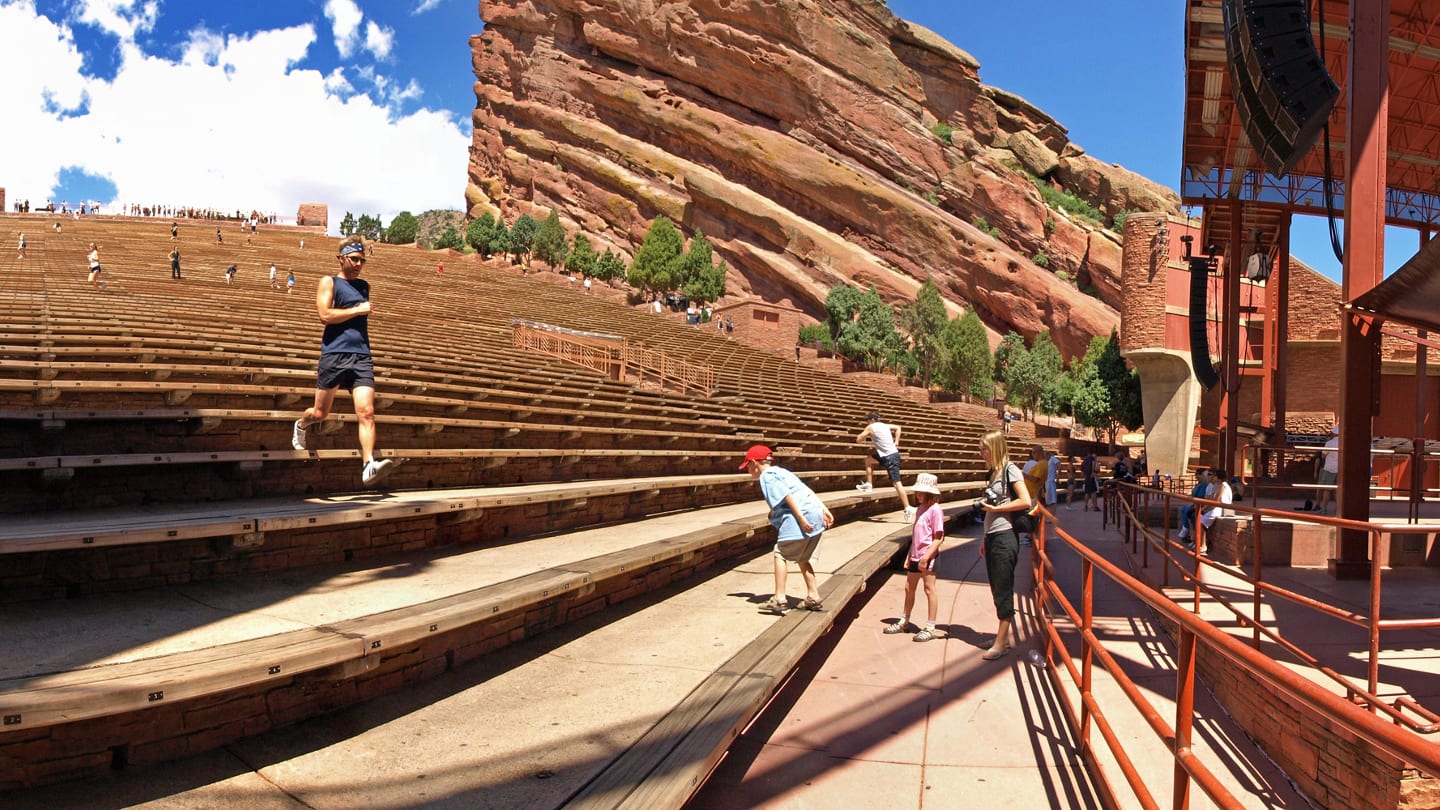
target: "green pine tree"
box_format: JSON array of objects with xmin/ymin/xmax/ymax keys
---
[{"xmin": 532, "ymin": 210, "xmax": 569, "ymax": 269}]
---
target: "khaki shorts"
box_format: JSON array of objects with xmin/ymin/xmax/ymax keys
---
[{"xmin": 774, "ymin": 534, "xmax": 821, "ymax": 563}]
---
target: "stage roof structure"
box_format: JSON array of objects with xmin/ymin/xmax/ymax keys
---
[{"xmin": 1183, "ymin": 0, "xmax": 1440, "ymax": 259}]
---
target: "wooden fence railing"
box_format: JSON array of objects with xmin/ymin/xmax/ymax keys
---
[{"xmin": 511, "ymin": 320, "xmax": 716, "ymax": 397}]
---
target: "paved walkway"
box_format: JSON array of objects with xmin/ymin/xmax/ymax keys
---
[{"xmin": 692, "ymin": 504, "xmax": 1309, "ymax": 809}]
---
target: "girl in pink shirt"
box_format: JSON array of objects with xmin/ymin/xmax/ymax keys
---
[{"xmin": 885, "ymin": 473, "xmax": 946, "ymax": 642}]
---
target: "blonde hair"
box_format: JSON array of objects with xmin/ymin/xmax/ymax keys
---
[{"xmin": 981, "ymin": 429, "xmax": 1011, "ymax": 474}]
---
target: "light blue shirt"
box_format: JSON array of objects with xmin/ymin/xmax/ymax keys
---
[{"xmin": 759, "ymin": 466, "xmax": 826, "ymax": 541}]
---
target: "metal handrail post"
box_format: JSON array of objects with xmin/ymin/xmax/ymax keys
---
[
  {"xmin": 1369, "ymin": 528, "xmax": 1384, "ymax": 703},
  {"xmin": 1172, "ymin": 625, "xmax": 1197, "ymax": 810},
  {"xmin": 1081, "ymin": 556, "xmax": 1095, "ymax": 750}
]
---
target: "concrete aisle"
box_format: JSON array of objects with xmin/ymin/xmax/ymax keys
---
[{"xmin": 693, "ymin": 505, "xmax": 1310, "ymax": 810}]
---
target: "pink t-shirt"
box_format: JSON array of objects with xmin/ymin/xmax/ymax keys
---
[{"xmin": 909, "ymin": 502, "xmax": 945, "ymax": 562}]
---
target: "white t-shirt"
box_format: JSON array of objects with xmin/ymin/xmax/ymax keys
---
[
  {"xmin": 1322, "ymin": 436, "xmax": 1340, "ymax": 474},
  {"xmin": 868, "ymin": 422, "xmax": 899, "ymax": 457}
]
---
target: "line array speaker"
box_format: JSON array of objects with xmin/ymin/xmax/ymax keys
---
[
  {"xmin": 1222, "ymin": 0, "xmax": 1338, "ymax": 177},
  {"xmin": 1189, "ymin": 258, "xmax": 1221, "ymax": 390}
]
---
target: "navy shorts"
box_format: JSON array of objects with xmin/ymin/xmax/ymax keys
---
[
  {"xmin": 870, "ymin": 451, "xmax": 903, "ymax": 483},
  {"xmin": 317, "ymin": 353, "xmax": 375, "ymax": 391}
]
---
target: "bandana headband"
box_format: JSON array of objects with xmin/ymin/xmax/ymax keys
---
[{"xmin": 339, "ymin": 242, "xmax": 365, "ymax": 257}]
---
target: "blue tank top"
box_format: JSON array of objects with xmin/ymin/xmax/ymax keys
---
[{"xmin": 320, "ymin": 275, "xmax": 371, "ymax": 355}]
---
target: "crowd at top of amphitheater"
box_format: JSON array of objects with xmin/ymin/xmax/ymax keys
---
[{"xmin": 9, "ymin": 198, "xmax": 279, "ymax": 224}]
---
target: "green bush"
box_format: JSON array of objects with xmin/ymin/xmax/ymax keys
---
[
  {"xmin": 1032, "ymin": 251, "xmax": 1050, "ymax": 268},
  {"xmin": 924, "ymin": 191, "xmax": 939, "ymax": 206},
  {"xmin": 931, "ymin": 121, "xmax": 954, "ymax": 145},
  {"xmin": 798, "ymin": 323, "xmax": 830, "ymax": 348},
  {"xmin": 1030, "ymin": 175, "xmax": 1103, "ymax": 225},
  {"xmin": 1112, "ymin": 209, "xmax": 1132, "ymax": 232}
]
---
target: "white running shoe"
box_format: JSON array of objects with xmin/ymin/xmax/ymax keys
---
[
  {"xmin": 291, "ymin": 419, "xmax": 309, "ymax": 451},
  {"xmin": 362, "ymin": 458, "xmax": 395, "ymax": 486},
  {"xmin": 855, "ymin": 482, "xmax": 873, "ymax": 492}
]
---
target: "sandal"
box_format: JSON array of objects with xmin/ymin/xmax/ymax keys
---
[
  {"xmin": 981, "ymin": 645, "xmax": 1012, "ymax": 660},
  {"xmin": 799, "ymin": 597, "xmax": 826, "ymax": 612},
  {"xmin": 883, "ymin": 620, "xmax": 911, "ymax": 635},
  {"xmin": 913, "ymin": 627, "xmax": 936, "ymax": 642},
  {"xmin": 758, "ymin": 598, "xmax": 789, "ymax": 615}
]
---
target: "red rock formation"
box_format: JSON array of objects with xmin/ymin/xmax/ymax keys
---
[
  {"xmin": 468, "ymin": 0, "xmax": 1179, "ymax": 360},
  {"xmin": 296, "ymin": 203, "xmax": 328, "ymax": 229}
]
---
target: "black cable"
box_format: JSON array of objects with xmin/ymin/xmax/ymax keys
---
[{"xmin": 1318, "ymin": 0, "xmax": 1345, "ymax": 263}]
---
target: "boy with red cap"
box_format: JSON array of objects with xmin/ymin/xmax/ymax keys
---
[{"xmin": 741, "ymin": 444, "xmax": 834, "ymax": 615}]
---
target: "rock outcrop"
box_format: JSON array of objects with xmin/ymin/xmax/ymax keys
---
[{"xmin": 468, "ymin": 0, "xmax": 1180, "ymax": 359}]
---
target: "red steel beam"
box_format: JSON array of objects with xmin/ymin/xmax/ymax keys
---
[{"xmin": 1335, "ymin": 0, "xmax": 1390, "ymax": 578}]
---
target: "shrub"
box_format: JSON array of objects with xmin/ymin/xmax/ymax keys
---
[
  {"xmin": 1112, "ymin": 209, "xmax": 1133, "ymax": 232},
  {"xmin": 931, "ymin": 121, "xmax": 954, "ymax": 145},
  {"xmin": 924, "ymin": 191, "xmax": 939, "ymax": 205},
  {"xmin": 1030, "ymin": 175, "xmax": 1103, "ymax": 225},
  {"xmin": 798, "ymin": 323, "xmax": 829, "ymax": 347},
  {"xmin": 1032, "ymin": 251, "xmax": 1050, "ymax": 268}
]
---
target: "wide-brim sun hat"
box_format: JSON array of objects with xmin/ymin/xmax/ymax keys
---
[{"xmin": 912, "ymin": 472, "xmax": 941, "ymax": 496}]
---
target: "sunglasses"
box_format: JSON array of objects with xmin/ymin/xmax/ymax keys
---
[{"xmin": 344, "ymin": 255, "xmax": 366, "ymax": 264}]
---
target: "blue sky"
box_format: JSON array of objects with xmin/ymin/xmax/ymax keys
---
[{"xmin": 1, "ymin": 0, "xmax": 1406, "ymax": 277}]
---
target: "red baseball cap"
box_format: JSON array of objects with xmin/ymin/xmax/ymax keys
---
[{"xmin": 739, "ymin": 444, "xmax": 773, "ymax": 470}]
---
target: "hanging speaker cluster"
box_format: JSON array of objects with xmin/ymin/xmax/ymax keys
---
[
  {"xmin": 1181, "ymin": 236, "xmax": 1222, "ymax": 390},
  {"xmin": 1222, "ymin": 0, "xmax": 1339, "ymax": 177}
]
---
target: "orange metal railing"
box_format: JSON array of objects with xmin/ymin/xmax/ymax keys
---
[{"xmin": 1030, "ymin": 489, "xmax": 1440, "ymax": 808}]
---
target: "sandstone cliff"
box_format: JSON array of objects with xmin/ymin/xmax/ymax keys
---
[{"xmin": 467, "ymin": 0, "xmax": 1180, "ymax": 359}]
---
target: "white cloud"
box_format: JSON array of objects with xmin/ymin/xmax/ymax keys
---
[
  {"xmin": 323, "ymin": 0, "xmax": 364, "ymax": 59},
  {"xmin": 77, "ymin": 0, "xmax": 158, "ymax": 42},
  {"xmin": 323, "ymin": 66, "xmax": 353, "ymax": 95},
  {"xmin": 363, "ymin": 20, "xmax": 393, "ymax": 59},
  {"xmin": 412, "ymin": 0, "xmax": 442, "ymax": 14},
  {"xmin": 0, "ymin": 4, "xmax": 470, "ymax": 230}
]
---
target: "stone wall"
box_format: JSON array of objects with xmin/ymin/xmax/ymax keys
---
[
  {"xmin": 296, "ymin": 203, "xmax": 327, "ymax": 229},
  {"xmin": 712, "ymin": 300, "xmax": 808, "ymax": 359}
]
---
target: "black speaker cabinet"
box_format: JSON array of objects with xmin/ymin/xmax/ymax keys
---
[
  {"xmin": 1223, "ymin": 0, "xmax": 1339, "ymax": 177},
  {"xmin": 1188, "ymin": 258, "xmax": 1221, "ymax": 390}
]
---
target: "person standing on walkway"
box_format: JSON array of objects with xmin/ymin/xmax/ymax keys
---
[
  {"xmin": 742, "ymin": 444, "xmax": 833, "ymax": 616},
  {"xmin": 169, "ymin": 247, "xmax": 182, "ymax": 280},
  {"xmin": 884, "ymin": 472, "xmax": 946, "ymax": 642},
  {"xmin": 1045, "ymin": 450, "xmax": 1060, "ymax": 507},
  {"xmin": 291, "ymin": 236, "xmax": 395, "ymax": 487},
  {"xmin": 1020, "ymin": 445, "xmax": 1049, "ymax": 546},
  {"xmin": 855, "ymin": 412, "xmax": 915, "ymax": 521},
  {"xmin": 1081, "ymin": 450, "xmax": 1100, "ymax": 511},
  {"xmin": 977, "ymin": 429, "xmax": 1030, "ymax": 660},
  {"xmin": 17, "ymin": 232, "xmax": 25, "ymax": 260},
  {"xmin": 1314, "ymin": 425, "xmax": 1340, "ymax": 515}
]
